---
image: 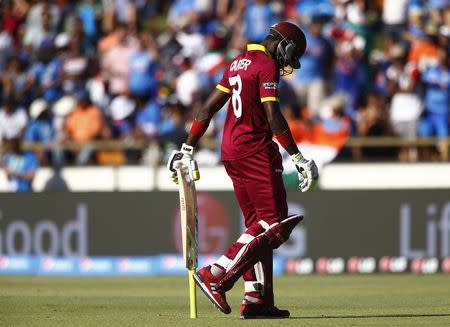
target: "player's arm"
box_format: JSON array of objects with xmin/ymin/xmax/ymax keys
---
[
  {"xmin": 263, "ymin": 101, "xmax": 318, "ymax": 192},
  {"xmin": 186, "ymin": 88, "xmax": 231, "ymax": 147},
  {"xmin": 167, "ymin": 87, "xmax": 230, "ymax": 183},
  {"xmin": 263, "ymin": 101, "xmax": 299, "ymax": 156}
]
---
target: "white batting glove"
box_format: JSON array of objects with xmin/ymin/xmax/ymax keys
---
[
  {"xmin": 167, "ymin": 143, "xmax": 200, "ymax": 184},
  {"xmin": 291, "ymin": 152, "xmax": 318, "ymax": 192}
]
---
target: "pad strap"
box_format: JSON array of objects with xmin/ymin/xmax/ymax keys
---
[{"xmin": 245, "ymin": 281, "xmax": 263, "ymax": 292}]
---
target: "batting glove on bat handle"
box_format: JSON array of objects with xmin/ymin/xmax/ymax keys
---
[
  {"xmin": 291, "ymin": 152, "xmax": 319, "ymax": 192},
  {"xmin": 167, "ymin": 143, "xmax": 199, "ymax": 183}
]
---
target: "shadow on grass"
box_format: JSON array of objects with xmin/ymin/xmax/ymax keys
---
[{"xmin": 292, "ymin": 313, "xmax": 450, "ymax": 320}]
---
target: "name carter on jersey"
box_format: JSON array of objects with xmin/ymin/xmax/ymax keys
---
[{"xmin": 230, "ymin": 58, "xmax": 252, "ymax": 72}]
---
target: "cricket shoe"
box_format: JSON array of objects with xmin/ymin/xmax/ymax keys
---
[
  {"xmin": 240, "ymin": 302, "xmax": 290, "ymax": 319},
  {"xmin": 193, "ymin": 266, "xmax": 231, "ymax": 314}
]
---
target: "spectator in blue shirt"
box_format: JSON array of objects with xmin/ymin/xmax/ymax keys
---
[
  {"xmin": 418, "ymin": 49, "xmax": 450, "ymax": 137},
  {"xmin": 28, "ymin": 42, "xmax": 57, "ymax": 100},
  {"xmin": 243, "ymin": 0, "xmax": 276, "ymax": 42},
  {"xmin": 24, "ymin": 99, "xmax": 54, "ymax": 143},
  {"xmin": 129, "ymin": 33, "xmax": 160, "ymax": 97},
  {"xmin": 290, "ymin": 20, "xmax": 333, "ymax": 116},
  {"xmin": 1, "ymin": 138, "xmax": 39, "ymax": 192},
  {"xmin": 134, "ymin": 96, "xmax": 161, "ymax": 139},
  {"xmin": 77, "ymin": 1, "xmax": 97, "ymax": 41},
  {"xmin": 24, "ymin": 99, "xmax": 56, "ymax": 165},
  {"xmin": 334, "ymin": 40, "xmax": 365, "ymax": 119},
  {"xmin": 40, "ymin": 54, "xmax": 63, "ymax": 102},
  {"xmin": 167, "ymin": 0, "xmax": 202, "ymax": 30}
]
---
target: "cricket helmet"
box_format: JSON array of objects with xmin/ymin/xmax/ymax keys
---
[{"xmin": 269, "ymin": 22, "xmax": 307, "ymax": 75}]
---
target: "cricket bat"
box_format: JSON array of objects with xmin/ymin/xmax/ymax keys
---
[{"xmin": 176, "ymin": 164, "xmax": 198, "ymax": 319}]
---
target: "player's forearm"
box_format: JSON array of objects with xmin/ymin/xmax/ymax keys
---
[
  {"xmin": 274, "ymin": 128, "xmax": 300, "ymax": 156},
  {"xmin": 266, "ymin": 105, "xmax": 299, "ymax": 156},
  {"xmin": 185, "ymin": 89, "xmax": 230, "ymax": 147},
  {"xmin": 185, "ymin": 111, "xmax": 214, "ymax": 147}
]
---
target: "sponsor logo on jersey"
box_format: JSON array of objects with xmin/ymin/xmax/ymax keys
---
[
  {"xmin": 263, "ymin": 82, "xmax": 278, "ymax": 90},
  {"xmin": 230, "ymin": 59, "xmax": 252, "ymax": 72}
]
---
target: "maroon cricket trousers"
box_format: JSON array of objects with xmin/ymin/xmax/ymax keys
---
[{"xmin": 222, "ymin": 141, "xmax": 288, "ymax": 305}]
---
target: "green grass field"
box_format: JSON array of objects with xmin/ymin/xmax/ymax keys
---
[{"xmin": 1, "ymin": 275, "xmax": 450, "ymax": 326}]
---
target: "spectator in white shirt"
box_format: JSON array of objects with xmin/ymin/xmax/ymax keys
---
[{"xmin": 0, "ymin": 95, "xmax": 28, "ymax": 141}]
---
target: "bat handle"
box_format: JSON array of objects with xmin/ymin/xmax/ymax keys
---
[{"xmin": 190, "ymin": 160, "xmax": 200, "ymax": 181}]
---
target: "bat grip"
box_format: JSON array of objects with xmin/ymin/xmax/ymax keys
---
[{"xmin": 190, "ymin": 160, "xmax": 200, "ymax": 181}]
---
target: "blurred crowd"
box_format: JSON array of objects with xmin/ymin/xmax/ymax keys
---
[{"xmin": 0, "ymin": 0, "xmax": 449, "ymax": 180}]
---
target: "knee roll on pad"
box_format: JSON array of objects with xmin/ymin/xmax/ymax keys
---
[
  {"xmin": 267, "ymin": 215, "xmax": 303, "ymax": 249},
  {"xmin": 217, "ymin": 215, "xmax": 303, "ymax": 292}
]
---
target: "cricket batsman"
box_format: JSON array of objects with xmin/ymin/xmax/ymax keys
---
[{"xmin": 168, "ymin": 21, "xmax": 319, "ymax": 319}]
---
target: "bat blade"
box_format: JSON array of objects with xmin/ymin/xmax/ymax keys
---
[{"xmin": 176, "ymin": 165, "xmax": 198, "ymax": 270}]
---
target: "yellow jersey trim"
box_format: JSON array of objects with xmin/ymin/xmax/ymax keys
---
[
  {"xmin": 216, "ymin": 84, "xmax": 231, "ymax": 94},
  {"xmin": 261, "ymin": 96, "xmax": 279, "ymax": 103},
  {"xmin": 247, "ymin": 44, "xmax": 272, "ymax": 58}
]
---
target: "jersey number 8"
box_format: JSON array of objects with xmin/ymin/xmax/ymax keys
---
[{"xmin": 229, "ymin": 75, "xmax": 242, "ymax": 118}]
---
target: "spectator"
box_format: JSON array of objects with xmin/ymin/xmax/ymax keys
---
[
  {"xmin": 26, "ymin": 41, "xmax": 56, "ymax": 101},
  {"xmin": 76, "ymin": 1, "xmax": 98, "ymax": 45},
  {"xmin": 176, "ymin": 26, "xmax": 207, "ymax": 60},
  {"xmin": 63, "ymin": 90, "xmax": 105, "ymax": 165},
  {"xmin": 1, "ymin": 56, "xmax": 33, "ymax": 106},
  {"xmin": 25, "ymin": 0, "xmax": 60, "ymax": 34},
  {"xmin": 175, "ymin": 56, "xmax": 202, "ymax": 107},
  {"xmin": 357, "ymin": 93, "xmax": 392, "ymax": 137},
  {"xmin": 2, "ymin": 0, "xmax": 23, "ymax": 46},
  {"xmin": 23, "ymin": 9, "xmax": 56, "ymax": 50},
  {"xmin": 383, "ymin": 0, "xmax": 409, "ymax": 41},
  {"xmin": 1, "ymin": 137, "xmax": 39, "ymax": 192},
  {"xmin": 72, "ymin": 16, "xmax": 96, "ymax": 56},
  {"xmin": 98, "ymin": 23, "xmax": 125, "ymax": 55},
  {"xmin": 159, "ymin": 95, "xmax": 188, "ymax": 147},
  {"xmin": 51, "ymin": 94, "xmax": 76, "ymax": 165},
  {"xmin": 356, "ymin": 93, "xmax": 395, "ymax": 158},
  {"xmin": 109, "ymin": 95, "xmax": 135, "ymax": 139},
  {"xmin": 370, "ymin": 34, "xmax": 397, "ymax": 96},
  {"xmin": 101, "ymin": 25, "xmax": 137, "ymax": 96},
  {"xmin": 407, "ymin": 22, "xmax": 440, "ymax": 71},
  {"xmin": 418, "ymin": 48, "xmax": 450, "ymax": 138},
  {"xmin": 134, "ymin": 95, "xmax": 161, "ymax": 140},
  {"xmin": 61, "ymin": 35, "xmax": 89, "ymax": 93},
  {"xmin": 24, "ymin": 98, "xmax": 55, "ymax": 164},
  {"xmin": 167, "ymin": 0, "xmax": 205, "ymax": 31},
  {"xmin": 334, "ymin": 38, "xmax": 364, "ymax": 118},
  {"xmin": 0, "ymin": 0, "xmax": 448, "ymax": 169},
  {"xmin": 97, "ymin": 95, "xmax": 135, "ymax": 165},
  {"xmin": 129, "ymin": 33, "xmax": 160, "ymax": 98},
  {"xmin": 0, "ymin": 26, "xmax": 13, "ymax": 72},
  {"xmin": 52, "ymin": 94, "xmax": 76, "ymax": 141},
  {"xmin": 310, "ymin": 95, "xmax": 351, "ymax": 150},
  {"xmin": 390, "ymin": 88, "xmax": 423, "ymax": 161},
  {"xmin": 384, "ymin": 45, "xmax": 420, "ymax": 97},
  {"xmin": 24, "ymin": 98, "xmax": 54, "ymax": 143},
  {"xmin": 40, "ymin": 41, "xmax": 64, "ymax": 102},
  {"xmin": 290, "ymin": 19, "xmax": 333, "ymax": 116},
  {"xmin": 102, "ymin": 0, "xmax": 137, "ymax": 31},
  {"xmin": 243, "ymin": 0, "xmax": 277, "ymax": 43},
  {"xmin": 0, "ymin": 95, "xmax": 27, "ymax": 141}
]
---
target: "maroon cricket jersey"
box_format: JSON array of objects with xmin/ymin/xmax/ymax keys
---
[{"xmin": 216, "ymin": 44, "xmax": 280, "ymax": 161}]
